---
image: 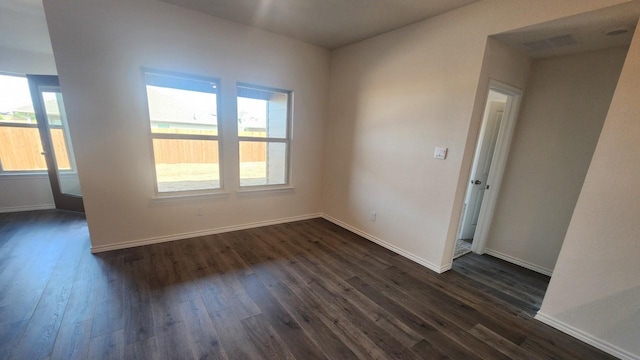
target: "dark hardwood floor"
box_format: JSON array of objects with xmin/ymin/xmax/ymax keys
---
[
  {"xmin": 0, "ymin": 210, "xmax": 615, "ymax": 359},
  {"xmin": 452, "ymin": 253, "xmax": 551, "ymax": 317}
]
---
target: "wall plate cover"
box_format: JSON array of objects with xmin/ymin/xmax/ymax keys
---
[{"xmin": 434, "ymin": 147, "xmax": 448, "ymax": 160}]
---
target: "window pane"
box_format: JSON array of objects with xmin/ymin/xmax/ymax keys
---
[
  {"xmin": 0, "ymin": 74, "xmax": 44, "ymax": 172},
  {"xmin": 152, "ymin": 139, "xmax": 220, "ymax": 192},
  {"xmin": 239, "ymin": 141, "xmax": 286, "ymax": 186},
  {"xmin": 42, "ymin": 92, "xmax": 72, "ymax": 171},
  {"xmin": 41, "ymin": 91, "xmax": 82, "ymax": 197},
  {"xmin": 144, "ymin": 71, "xmax": 221, "ymax": 194},
  {"xmin": 146, "ymin": 85, "xmax": 218, "ymax": 136},
  {"xmin": 237, "ymin": 97, "xmax": 267, "ymax": 137},
  {"xmin": 237, "ymin": 87, "xmax": 288, "ymax": 139},
  {"xmin": 0, "ymin": 126, "xmax": 47, "ymax": 171},
  {"xmin": 0, "ymin": 74, "xmax": 37, "ymax": 125}
]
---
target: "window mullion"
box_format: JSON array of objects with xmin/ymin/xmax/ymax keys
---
[
  {"xmin": 152, "ymin": 133, "xmax": 218, "ymax": 141},
  {"xmin": 0, "ymin": 122, "xmax": 39, "ymax": 129},
  {"xmin": 237, "ymin": 136, "xmax": 287, "ymax": 143}
]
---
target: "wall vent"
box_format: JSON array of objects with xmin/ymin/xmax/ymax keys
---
[{"xmin": 522, "ymin": 33, "xmax": 577, "ymax": 52}]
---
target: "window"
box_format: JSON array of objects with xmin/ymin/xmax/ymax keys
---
[
  {"xmin": 0, "ymin": 74, "xmax": 46, "ymax": 173},
  {"xmin": 237, "ymin": 84, "xmax": 291, "ymax": 187},
  {"xmin": 144, "ymin": 70, "xmax": 221, "ymax": 193}
]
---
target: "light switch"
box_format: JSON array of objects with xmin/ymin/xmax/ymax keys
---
[{"xmin": 434, "ymin": 147, "xmax": 448, "ymax": 160}]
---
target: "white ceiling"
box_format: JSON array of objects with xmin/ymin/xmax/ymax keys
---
[
  {"xmin": 493, "ymin": 2, "xmax": 640, "ymax": 59},
  {"xmin": 159, "ymin": 0, "xmax": 480, "ymax": 49},
  {"xmin": 0, "ymin": 0, "xmax": 53, "ymax": 54},
  {"xmin": 3, "ymin": 0, "xmax": 638, "ymax": 60}
]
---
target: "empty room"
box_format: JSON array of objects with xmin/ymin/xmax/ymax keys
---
[{"xmin": 0, "ymin": 0, "xmax": 639, "ymax": 359}]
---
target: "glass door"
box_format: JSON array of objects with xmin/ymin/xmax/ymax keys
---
[{"xmin": 27, "ymin": 75, "xmax": 84, "ymax": 212}]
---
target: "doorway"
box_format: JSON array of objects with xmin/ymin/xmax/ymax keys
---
[
  {"xmin": 454, "ymin": 80, "xmax": 522, "ymax": 259},
  {"xmin": 27, "ymin": 75, "xmax": 84, "ymax": 212}
]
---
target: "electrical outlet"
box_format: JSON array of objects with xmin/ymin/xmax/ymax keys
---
[
  {"xmin": 370, "ymin": 211, "xmax": 377, "ymax": 222},
  {"xmin": 196, "ymin": 207, "xmax": 203, "ymax": 216}
]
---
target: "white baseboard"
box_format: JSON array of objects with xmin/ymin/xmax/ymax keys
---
[
  {"xmin": 0, "ymin": 204, "xmax": 56, "ymax": 214},
  {"xmin": 535, "ymin": 312, "xmax": 639, "ymax": 360},
  {"xmin": 91, "ymin": 213, "xmax": 322, "ymax": 253},
  {"xmin": 321, "ymin": 213, "xmax": 450, "ymax": 274},
  {"xmin": 484, "ymin": 248, "xmax": 553, "ymax": 276},
  {"xmin": 92, "ymin": 212, "xmax": 451, "ymax": 274}
]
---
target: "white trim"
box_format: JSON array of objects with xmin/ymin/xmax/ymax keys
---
[
  {"xmin": 0, "ymin": 204, "xmax": 55, "ymax": 213},
  {"xmin": 484, "ymin": 248, "xmax": 553, "ymax": 276},
  {"xmin": 151, "ymin": 191, "xmax": 230, "ymax": 203},
  {"xmin": 237, "ymin": 185, "xmax": 295, "ymax": 195},
  {"xmin": 471, "ymin": 80, "xmax": 524, "ymax": 254},
  {"xmin": 90, "ymin": 211, "xmax": 453, "ymax": 274},
  {"xmin": 321, "ymin": 213, "xmax": 450, "ymax": 274},
  {"xmin": 0, "ymin": 173, "xmax": 49, "ymax": 179},
  {"xmin": 535, "ymin": 312, "xmax": 639, "ymax": 360},
  {"xmin": 90, "ymin": 213, "xmax": 322, "ymax": 253}
]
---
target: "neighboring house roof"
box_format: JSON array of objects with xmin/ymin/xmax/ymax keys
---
[
  {"xmin": 146, "ymin": 85, "xmax": 218, "ymax": 126},
  {"xmin": 14, "ymin": 99, "xmax": 60, "ymax": 116},
  {"xmin": 8, "ymin": 89, "xmax": 219, "ymax": 127}
]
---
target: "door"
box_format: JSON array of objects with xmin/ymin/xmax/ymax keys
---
[
  {"xmin": 27, "ymin": 75, "xmax": 84, "ymax": 212},
  {"xmin": 459, "ymin": 101, "xmax": 504, "ymax": 239}
]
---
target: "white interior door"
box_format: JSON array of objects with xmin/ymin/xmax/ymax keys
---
[{"xmin": 459, "ymin": 101, "xmax": 504, "ymax": 239}]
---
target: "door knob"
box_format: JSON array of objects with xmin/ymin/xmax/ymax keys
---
[
  {"xmin": 472, "ymin": 180, "xmax": 482, "ymax": 185},
  {"xmin": 40, "ymin": 151, "xmax": 47, "ymax": 155}
]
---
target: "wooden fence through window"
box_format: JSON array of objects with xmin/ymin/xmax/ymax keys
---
[{"xmin": 0, "ymin": 127, "xmax": 268, "ymax": 171}]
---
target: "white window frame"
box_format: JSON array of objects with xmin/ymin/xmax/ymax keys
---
[
  {"xmin": 236, "ymin": 83, "xmax": 293, "ymax": 189},
  {"xmin": 143, "ymin": 69, "xmax": 224, "ymax": 195}
]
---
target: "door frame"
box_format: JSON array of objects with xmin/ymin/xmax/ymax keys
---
[
  {"xmin": 466, "ymin": 79, "xmax": 523, "ymax": 254},
  {"xmin": 27, "ymin": 75, "xmax": 84, "ymax": 212}
]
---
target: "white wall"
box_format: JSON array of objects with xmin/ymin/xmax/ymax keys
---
[
  {"xmin": 322, "ymin": 0, "xmax": 632, "ymax": 272},
  {"xmin": 42, "ymin": 0, "xmax": 330, "ymax": 250},
  {"xmin": 446, "ymin": 37, "xmax": 532, "ymax": 262},
  {"xmin": 0, "ymin": 174, "xmax": 55, "ymax": 213},
  {"xmin": 0, "ymin": 0, "xmax": 58, "ymax": 212},
  {"xmin": 538, "ymin": 24, "xmax": 640, "ymax": 359},
  {"xmin": 486, "ymin": 46, "xmax": 628, "ymax": 273},
  {"xmin": 0, "ymin": 47, "xmax": 55, "ymax": 76},
  {"xmin": 0, "ymin": 47, "xmax": 57, "ymax": 213}
]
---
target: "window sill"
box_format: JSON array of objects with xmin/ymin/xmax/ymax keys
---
[
  {"xmin": 0, "ymin": 172, "xmax": 49, "ymax": 179},
  {"xmin": 237, "ymin": 185, "xmax": 295, "ymax": 195},
  {"xmin": 151, "ymin": 190, "xmax": 230, "ymax": 203}
]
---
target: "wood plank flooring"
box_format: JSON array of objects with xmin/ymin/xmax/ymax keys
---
[
  {"xmin": 0, "ymin": 210, "xmax": 615, "ymax": 359},
  {"xmin": 452, "ymin": 253, "xmax": 551, "ymax": 317}
]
